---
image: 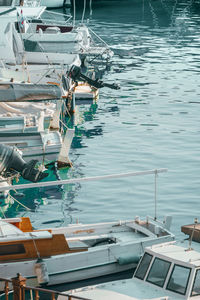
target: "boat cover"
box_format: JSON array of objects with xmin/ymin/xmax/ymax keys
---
[
  {"xmin": 0, "ymin": 82, "xmax": 62, "ymax": 101},
  {"xmin": 0, "ymin": 101, "xmax": 56, "ymax": 118}
]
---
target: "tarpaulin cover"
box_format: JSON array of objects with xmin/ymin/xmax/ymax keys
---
[{"xmin": 0, "ymin": 82, "xmax": 61, "ymax": 102}]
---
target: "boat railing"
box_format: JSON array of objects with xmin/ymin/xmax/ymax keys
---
[
  {"xmin": 147, "ymin": 215, "xmax": 172, "ymax": 228},
  {"xmin": 0, "ymin": 274, "xmax": 91, "ymax": 300},
  {"xmin": 40, "ymin": 10, "xmax": 73, "ymax": 25},
  {"xmin": 88, "ymin": 27, "xmax": 110, "ymax": 48},
  {"xmin": 22, "ymin": 285, "xmax": 91, "ymax": 300},
  {"xmin": 0, "ymin": 277, "xmax": 11, "ymax": 300}
]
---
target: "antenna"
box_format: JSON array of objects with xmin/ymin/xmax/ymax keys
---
[
  {"xmin": 188, "ymin": 218, "xmax": 198, "ymax": 251},
  {"xmin": 154, "ymin": 169, "xmax": 158, "ymax": 221}
]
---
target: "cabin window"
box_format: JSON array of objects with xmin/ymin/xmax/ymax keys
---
[
  {"xmin": 0, "ymin": 244, "xmax": 25, "ymax": 255},
  {"xmin": 167, "ymin": 264, "xmax": 191, "ymax": 295},
  {"xmin": 134, "ymin": 253, "xmax": 152, "ymax": 280},
  {"xmin": 191, "ymin": 269, "xmax": 200, "ymax": 296},
  {"xmin": 146, "ymin": 257, "xmax": 171, "ymax": 287}
]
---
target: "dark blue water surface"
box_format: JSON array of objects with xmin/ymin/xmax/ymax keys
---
[{"xmin": 6, "ymin": 0, "xmax": 200, "ymax": 241}]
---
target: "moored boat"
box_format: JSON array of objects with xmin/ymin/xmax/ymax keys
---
[
  {"xmin": 0, "ymin": 215, "xmax": 174, "ymax": 290},
  {"xmin": 62, "ymin": 238, "xmax": 200, "ymax": 299},
  {"xmin": 0, "ymin": 130, "xmax": 67, "ymax": 164},
  {"xmin": 0, "ymin": 144, "xmax": 48, "ymax": 182},
  {"xmin": 22, "ymin": 22, "xmax": 113, "ymax": 62},
  {"xmin": 0, "ymin": 14, "xmax": 81, "ymax": 68}
]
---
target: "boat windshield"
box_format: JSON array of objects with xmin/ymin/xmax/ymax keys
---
[
  {"xmin": 166, "ymin": 264, "xmax": 191, "ymax": 295},
  {"xmin": 191, "ymin": 269, "xmax": 200, "ymax": 296},
  {"xmin": 146, "ymin": 257, "xmax": 171, "ymax": 287},
  {"xmin": 134, "ymin": 252, "xmax": 152, "ymax": 280}
]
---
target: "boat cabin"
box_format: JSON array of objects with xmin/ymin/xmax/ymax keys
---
[
  {"xmin": 134, "ymin": 242, "xmax": 200, "ymax": 299},
  {"xmin": 0, "ymin": 217, "xmax": 87, "ymax": 262}
]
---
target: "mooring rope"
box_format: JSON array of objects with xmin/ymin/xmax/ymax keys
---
[{"xmin": 9, "ymin": 193, "xmax": 31, "ymax": 211}]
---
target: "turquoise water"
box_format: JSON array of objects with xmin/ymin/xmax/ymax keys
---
[{"xmin": 6, "ymin": 0, "xmax": 200, "ymax": 240}]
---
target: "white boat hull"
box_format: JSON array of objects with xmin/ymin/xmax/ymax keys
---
[
  {"xmin": 0, "ymin": 219, "xmax": 174, "ymax": 290},
  {"xmin": 25, "ymin": 51, "xmax": 80, "ymax": 66},
  {"xmin": 0, "ymin": 131, "xmax": 63, "ymax": 163}
]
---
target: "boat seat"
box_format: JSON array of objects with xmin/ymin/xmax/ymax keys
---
[
  {"xmin": 67, "ymin": 240, "xmax": 89, "ymax": 250},
  {"xmin": 126, "ymin": 223, "xmax": 156, "ymax": 238}
]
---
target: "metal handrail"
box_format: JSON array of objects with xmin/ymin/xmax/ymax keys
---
[
  {"xmin": 23, "ymin": 285, "xmax": 91, "ymax": 300},
  {"xmin": 0, "ymin": 277, "xmax": 91, "ymax": 300},
  {"xmin": 88, "ymin": 27, "xmax": 110, "ymax": 48},
  {"xmin": 0, "ymin": 277, "xmax": 12, "ymax": 282},
  {"xmin": 0, "ymin": 169, "xmax": 168, "ymax": 192}
]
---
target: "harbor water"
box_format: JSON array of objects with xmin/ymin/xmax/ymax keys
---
[{"xmin": 4, "ymin": 0, "xmax": 200, "ymax": 243}]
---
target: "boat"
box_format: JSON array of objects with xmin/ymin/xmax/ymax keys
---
[
  {"xmin": 181, "ymin": 220, "xmax": 200, "ymax": 243},
  {"xmin": 62, "ymin": 238, "xmax": 200, "ymax": 299},
  {"xmin": 0, "ymin": 130, "xmax": 72, "ymax": 164},
  {"xmin": 21, "ymin": 21, "xmax": 113, "ymax": 63},
  {"xmin": 0, "ymin": 215, "xmax": 174, "ymax": 290},
  {"xmin": 9, "ymin": 5, "xmax": 113, "ymax": 63},
  {"xmin": 0, "ymin": 99, "xmax": 64, "ymax": 132},
  {"xmin": 0, "ymin": 144, "xmax": 48, "ymax": 182},
  {"xmin": 0, "ymin": 115, "xmax": 45, "ymax": 133},
  {"xmin": 0, "ymin": 144, "xmax": 48, "ymax": 215},
  {"xmin": 0, "ymin": 82, "xmax": 61, "ymax": 102},
  {"xmin": 0, "ymin": 11, "xmax": 81, "ymax": 67},
  {"xmin": 1, "ymin": 20, "xmax": 80, "ymax": 66},
  {"xmin": 0, "ymin": 80, "xmax": 65, "ymax": 131}
]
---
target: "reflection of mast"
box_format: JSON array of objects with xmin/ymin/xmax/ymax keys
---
[{"xmin": 148, "ymin": 0, "xmax": 159, "ymax": 28}]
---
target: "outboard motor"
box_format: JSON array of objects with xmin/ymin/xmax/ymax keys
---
[
  {"xmin": 68, "ymin": 65, "xmax": 120, "ymax": 90},
  {"xmin": 0, "ymin": 144, "xmax": 48, "ymax": 182}
]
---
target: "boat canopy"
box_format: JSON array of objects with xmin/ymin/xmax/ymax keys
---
[{"xmin": 0, "ymin": 83, "xmax": 62, "ymax": 102}]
